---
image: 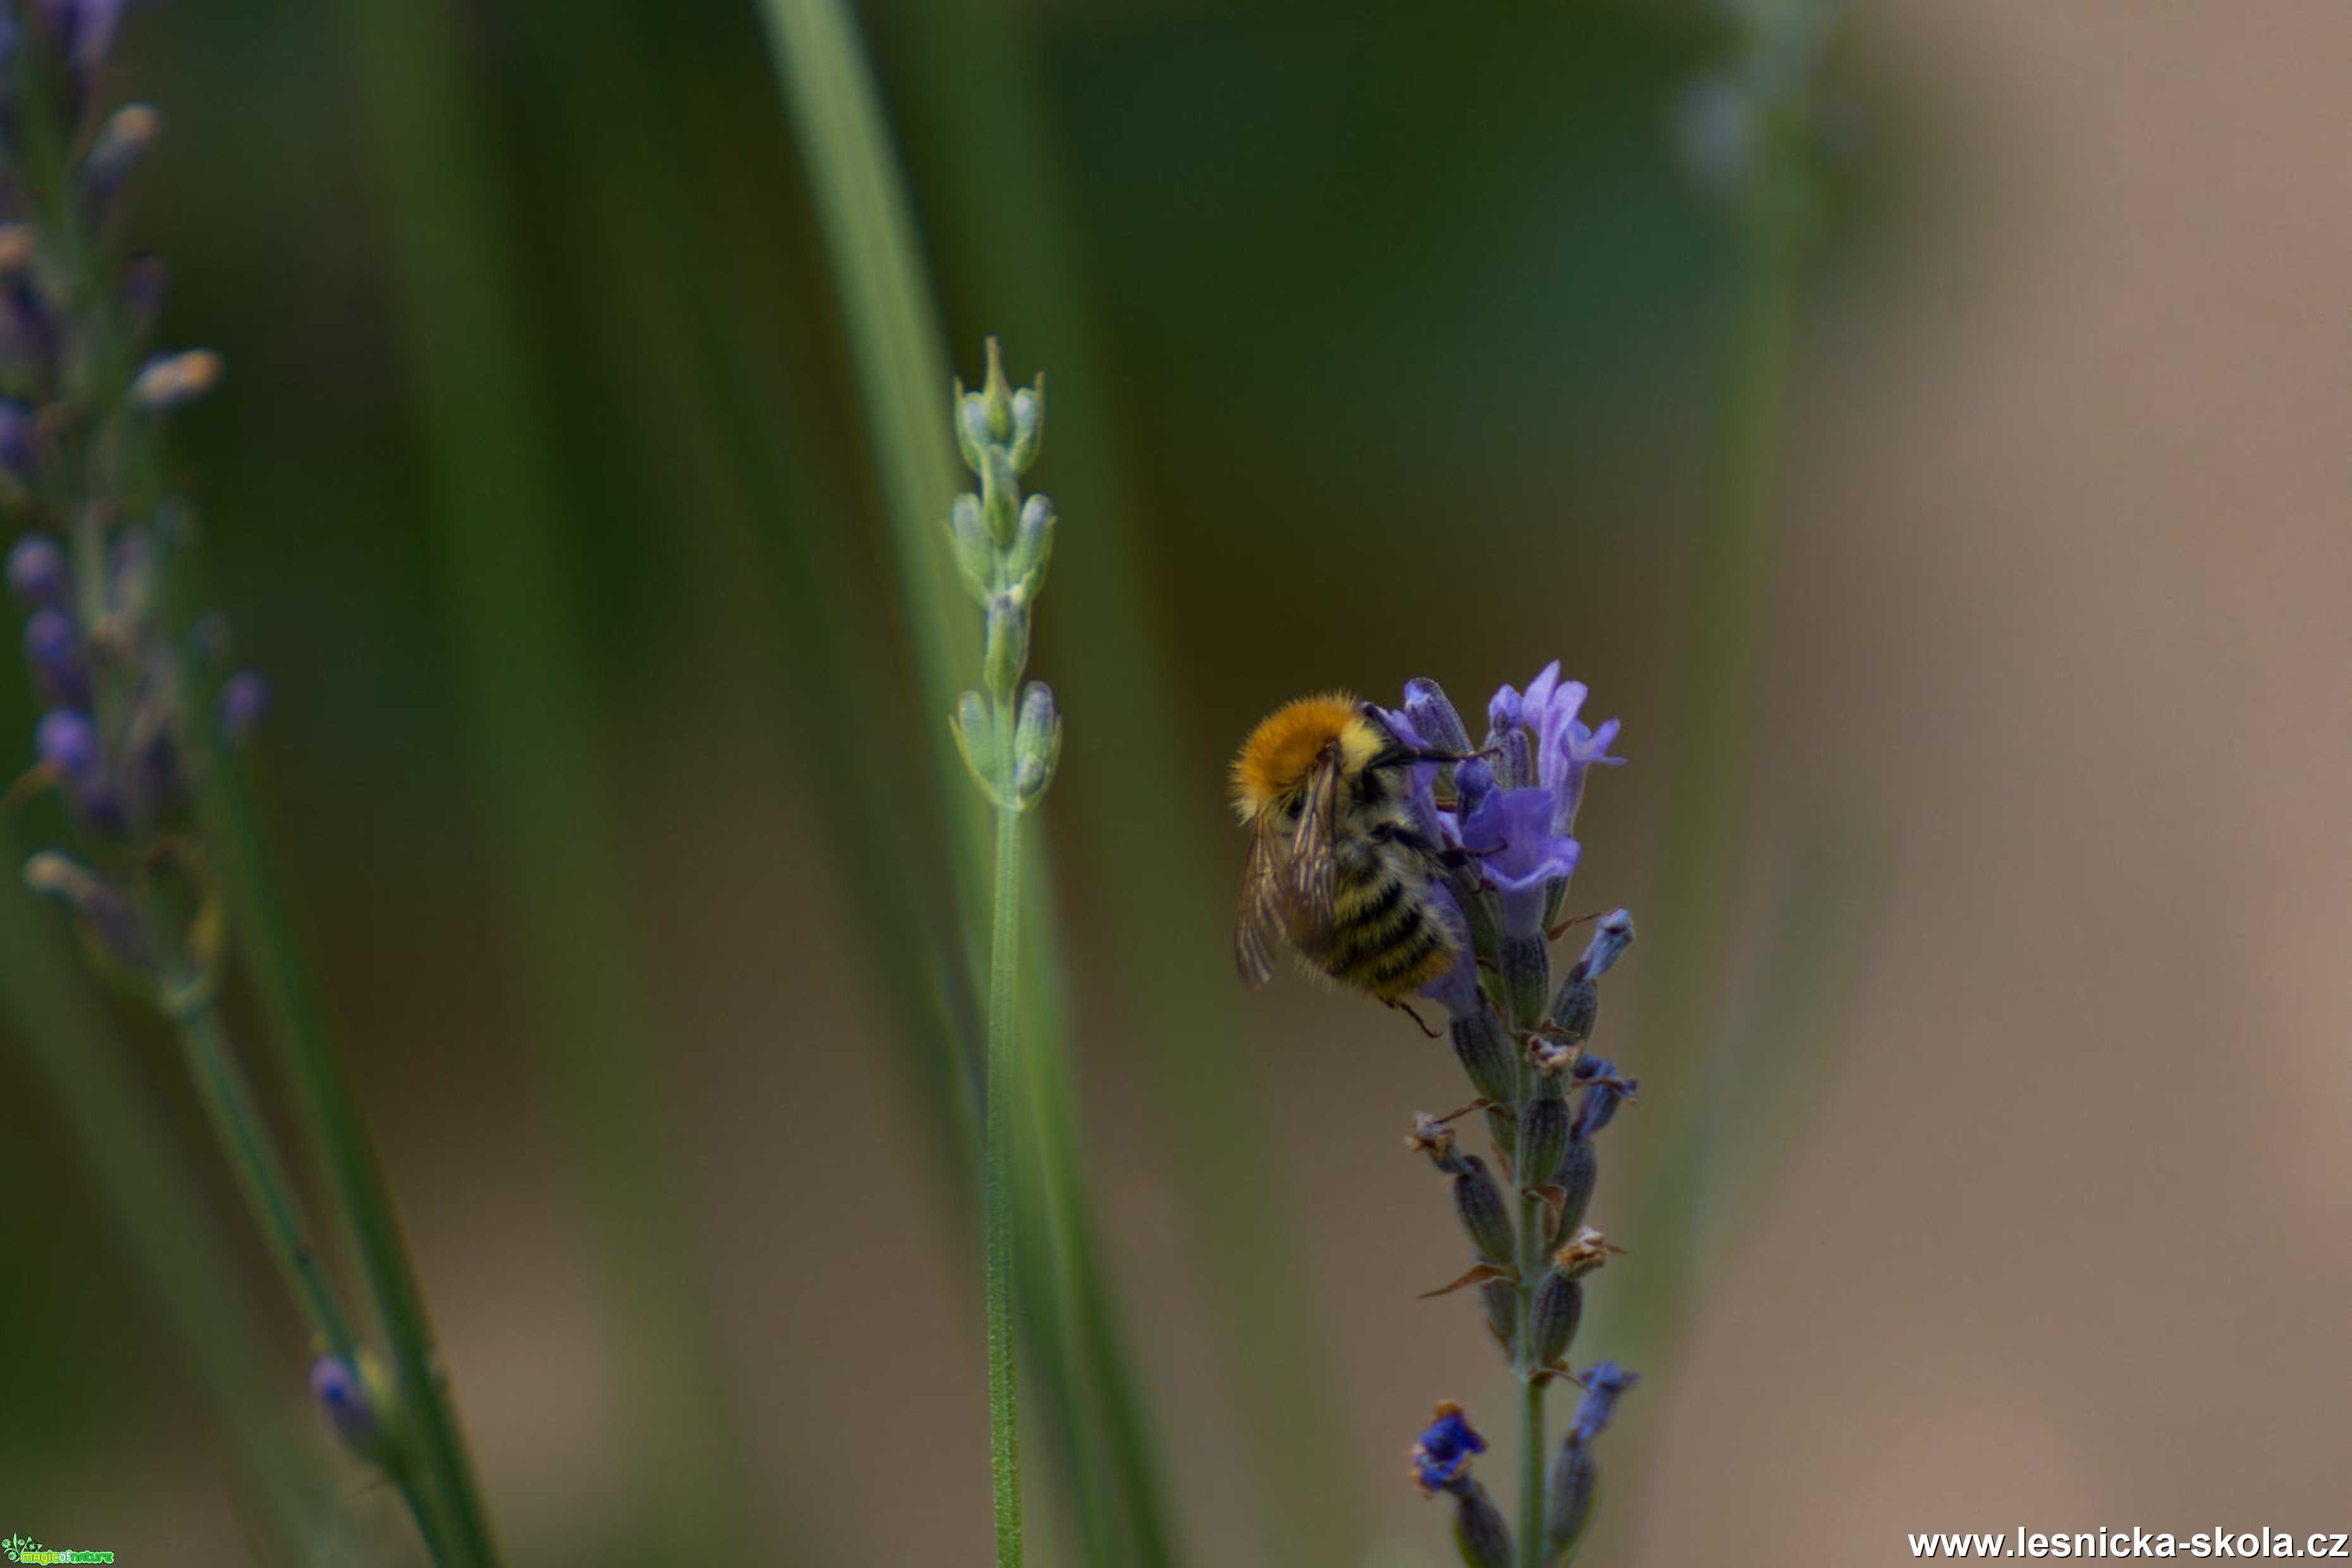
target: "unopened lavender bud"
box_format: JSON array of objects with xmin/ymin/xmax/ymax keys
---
[
  {"xmin": 1486, "ymin": 683, "xmax": 1522, "ymax": 738},
  {"xmin": 1545, "ymin": 1439, "xmax": 1598, "ymax": 1557},
  {"xmin": 80, "ymin": 103, "xmax": 159, "ymax": 214},
  {"xmin": 982, "ymin": 596, "xmax": 1027, "ymax": 697},
  {"xmin": 1449, "ymin": 1481, "xmax": 1512, "ymax": 1568},
  {"xmin": 1007, "ymin": 383, "xmax": 1043, "ymax": 472},
  {"xmin": 1549, "ymin": 975, "xmax": 1598, "ymax": 1048},
  {"xmin": 0, "ymin": 400, "xmax": 35, "ymax": 481},
  {"xmin": 1403, "ymin": 677, "xmax": 1472, "ymax": 757},
  {"xmin": 132, "ymin": 349, "xmax": 223, "ymax": 411},
  {"xmin": 977, "ymin": 338, "xmax": 1015, "ymax": 443},
  {"xmin": 1449, "ymin": 1005, "xmax": 1515, "ymax": 1105},
  {"xmin": 1498, "ymin": 931, "xmax": 1550, "ymax": 1031},
  {"xmin": 1012, "ymin": 681, "xmax": 1060, "ymax": 807},
  {"xmin": 219, "ymin": 671, "xmax": 269, "ymax": 740},
  {"xmin": 1529, "ymin": 1274, "xmax": 1583, "ymax": 1369},
  {"xmin": 24, "ymin": 608, "xmax": 89, "ymax": 709},
  {"xmin": 949, "ymin": 690, "xmax": 1000, "ymax": 794},
  {"xmin": 1450, "ymin": 1155, "xmax": 1516, "ymax": 1266},
  {"xmin": 1005, "ymin": 493, "xmax": 1054, "ymax": 599},
  {"xmin": 947, "ymin": 494, "xmax": 995, "ymax": 603},
  {"xmin": 7, "ymin": 533, "xmax": 66, "ymax": 608},
  {"xmin": 1518, "ymin": 1095, "xmax": 1568, "ymax": 1194},
  {"xmin": 955, "ymin": 388, "xmax": 993, "ymax": 474}
]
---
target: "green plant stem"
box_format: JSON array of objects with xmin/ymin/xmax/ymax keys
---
[
  {"xmin": 985, "ymin": 745, "xmax": 1026, "ymax": 1567},
  {"xmin": 1517, "ymin": 1185, "xmax": 1547, "ymax": 1568},
  {"xmin": 187, "ymin": 736, "xmax": 501, "ymax": 1568},
  {"xmin": 166, "ymin": 996, "xmax": 356, "ymax": 1361}
]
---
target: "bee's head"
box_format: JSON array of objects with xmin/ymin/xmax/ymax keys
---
[{"xmin": 1231, "ymin": 692, "xmax": 1388, "ymax": 823}]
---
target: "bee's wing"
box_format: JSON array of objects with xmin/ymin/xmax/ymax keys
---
[
  {"xmin": 1287, "ymin": 749, "xmax": 1344, "ymax": 934},
  {"xmin": 1234, "ymin": 816, "xmax": 1287, "ymax": 988}
]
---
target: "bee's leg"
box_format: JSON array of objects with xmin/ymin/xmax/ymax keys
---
[{"xmin": 1385, "ymin": 996, "xmax": 1443, "ymax": 1039}]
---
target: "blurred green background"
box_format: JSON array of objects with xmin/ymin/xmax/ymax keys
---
[{"xmin": 8, "ymin": 0, "xmax": 2352, "ymax": 1564}]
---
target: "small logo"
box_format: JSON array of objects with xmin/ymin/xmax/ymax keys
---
[{"xmin": 1, "ymin": 1536, "xmax": 113, "ymax": 1564}]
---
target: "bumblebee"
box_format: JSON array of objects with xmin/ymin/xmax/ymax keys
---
[{"xmin": 1231, "ymin": 693, "xmax": 1467, "ymax": 1005}]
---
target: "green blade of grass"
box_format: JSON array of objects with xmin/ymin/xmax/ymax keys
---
[{"xmin": 334, "ymin": 0, "xmax": 762, "ymax": 1555}]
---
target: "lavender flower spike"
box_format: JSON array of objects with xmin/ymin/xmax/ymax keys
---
[{"xmin": 1375, "ymin": 665, "xmax": 1642, "ymax": 1568}]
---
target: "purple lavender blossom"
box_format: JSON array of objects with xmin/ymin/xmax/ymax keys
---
[
  {"xmin": 1387, "ymin": 663, "xmax": 1619, "ymax": 946},
  {"xmin": 35, "ymin": 707, "xmax": 97, "ymax": 778},
  {"xmin": 1410, "ymin": 1401, "xmax": 1487, "ymax": 1495},
  {"xmin": 1518, "ymin": 660, "xmax": 1626, "ymax": 835},
  {"xmin": 1567, "ymin": 1361, "xmax": 1639, "ymax": 1445},
  {"xmin": 1571, "ymin": 1054, "xmax": 1636, "ymax": 1141},
  {"xmin": 6, "ymin": 533, "xmax": 66, "ymax": 606},
  {"xmin": 1457, "ymin": 783, "xmax": 1581, "ymax": 942}
]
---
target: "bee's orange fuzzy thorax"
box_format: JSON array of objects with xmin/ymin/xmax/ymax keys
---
[{"xmin": 1232, "ymin": 692, "xmax": 1371, "ymax": 819}]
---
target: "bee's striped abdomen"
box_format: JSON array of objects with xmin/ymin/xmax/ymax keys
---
[{"xmin": 1320, "ymin": 855, "xmax": 1455, "ymax": 1000}]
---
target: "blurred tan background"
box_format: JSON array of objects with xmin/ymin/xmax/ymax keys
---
[{"xmin": 3, "ymin": 0, "xmax": 2349, "ymax": 1564}]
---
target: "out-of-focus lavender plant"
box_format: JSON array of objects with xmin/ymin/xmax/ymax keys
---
[
  {"xmin": 0, "ymin": 6, "xmax": 497, "ymax": 1562},
  {"xmin": 1381, "ymin": 668, "xmax": 1643, "ymax": 1568}
]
